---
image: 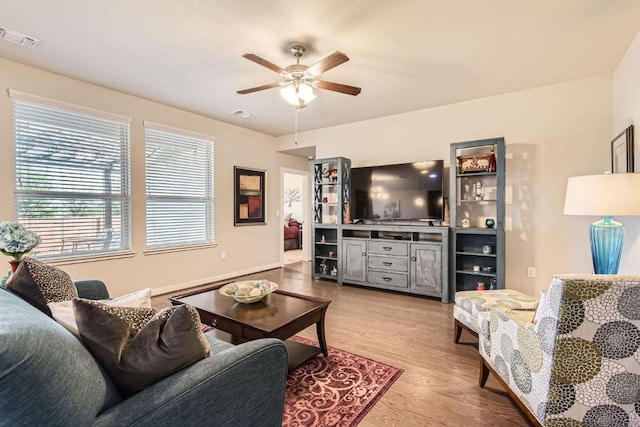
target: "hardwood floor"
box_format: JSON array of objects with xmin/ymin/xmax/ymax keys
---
[{"xmin": 153, "ymin": 262, "xmax": 531, "ymax": 426}]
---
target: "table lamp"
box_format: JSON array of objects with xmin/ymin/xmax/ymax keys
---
[{"xmin": 564, "ymin": 173, "xmax": 640, "ymax": 274}]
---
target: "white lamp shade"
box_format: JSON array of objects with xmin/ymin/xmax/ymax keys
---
[
  {"xmin": 280, "ymin": 83, "xmax": 316, "ymax": 106},
  {"xmin": 564, "ymin": 174, "xmax": 640, "ymax": 216}
]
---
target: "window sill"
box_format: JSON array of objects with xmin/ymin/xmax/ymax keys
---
[
  {"xmin": 144, "ymin": 242, "xmax": 218, "ymax": 256},
  {"xmin": 42, "ymin": 251, "xmax": 136, "ymax": 266}
]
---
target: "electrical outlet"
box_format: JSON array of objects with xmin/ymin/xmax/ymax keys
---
[
  {"xmin": 527, "ymin": 267, "xmax": 536, "ymax": 278},
  {"xmin": 221, "ymin": 251, "xmax": 227, "ymax": 260}
]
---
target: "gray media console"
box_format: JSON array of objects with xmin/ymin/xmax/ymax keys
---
[{"xmin": 338, "ymin": 224, "xmax": 449, "ymax": 302}]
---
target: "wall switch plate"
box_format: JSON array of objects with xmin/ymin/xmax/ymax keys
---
[
  {"xmin": 221, "ymin": 251, "xmax": 227, "ymax": 260},
  {"xmin": 527, "ymin": 267, "xmax": 536, "ymax": 278}
]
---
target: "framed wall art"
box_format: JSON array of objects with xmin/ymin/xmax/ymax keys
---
[
  {"xmin": 234, "ymin": 166, "xmax": 266, "ymax": 226},
  {"xmin": 611, "ymin": 124, "xmax": 634, "ymax": 173}
]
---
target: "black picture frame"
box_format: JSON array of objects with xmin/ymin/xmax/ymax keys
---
[
  {"xmin": 234, "ymin": 166, "xmax": 266, "ymax": 226},
  {"xmin": 611, "ymin": 124, "xmax": 634, "ymax": 173}
]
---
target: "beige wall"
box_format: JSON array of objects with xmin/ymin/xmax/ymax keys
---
[
  {"xmin": 612, "ymin": 29, "xmax": 640, "ymax": 276},
  {"xmin": 5, "ymin": 50, "xmax": 635, "ymax": 299},
  {"xmin": 276, "ymin": 76, "xmax": 615, "ymax": 296},
  {"xmin": 0, "ymin": 58, "xmax": 308, "ymax": 297}
]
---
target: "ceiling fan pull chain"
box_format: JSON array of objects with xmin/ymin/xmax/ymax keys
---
[{"xmin": 294, "ymin": 106, "xmax": 299, "ymax": 145}]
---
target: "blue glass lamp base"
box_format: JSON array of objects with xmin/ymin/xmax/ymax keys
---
[{"xmin": 590, "ymin": 216, "xmax": 624, "ymax": 274}]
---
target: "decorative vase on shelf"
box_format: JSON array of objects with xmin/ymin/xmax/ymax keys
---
[
  {"xmin": 343, "ymin": 202, "xmax": 353, "ymax": 224},
  {"xmin": 442, "ymin": 198, "xmax": 450, "ymax": 226},
  {"xmin": 488, "ymin": 147, "xmax": 497, "ymax": 172}
]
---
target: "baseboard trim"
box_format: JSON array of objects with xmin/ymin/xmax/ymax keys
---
[{"xmin": 151, "ymin": 262, "xmax": 282, "ymax": 297}]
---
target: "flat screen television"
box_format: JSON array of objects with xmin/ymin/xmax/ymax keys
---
[{"xmin": 350, "ymin": 160, "xmax": 444, "ymax": 222}]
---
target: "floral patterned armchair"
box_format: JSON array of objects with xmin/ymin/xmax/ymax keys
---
[{"xmin": 479, "ymin": 274, "xmax": 640, "ymax": 426}]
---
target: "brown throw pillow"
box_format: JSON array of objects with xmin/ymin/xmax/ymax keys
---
[
  {"xmin": 6, "ymin": 257, "xmax": 77, "ymax": 316},
  {"xmin": 73, "ymin": 299, "xmax": 212, "ymax": 397}
]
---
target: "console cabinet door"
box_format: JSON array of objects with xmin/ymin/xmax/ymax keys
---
[
  {"xmin": 410, "ymin": 243, "xmax": 442, "ymax": 297},
  {"xmin": 342, "ymin": 239, "xmax": 367, "ymax": 283}
]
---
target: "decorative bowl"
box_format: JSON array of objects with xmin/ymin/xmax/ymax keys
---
[{"xmin": 219, "ymin": 280, "xmax": 278, "ymax": 304}]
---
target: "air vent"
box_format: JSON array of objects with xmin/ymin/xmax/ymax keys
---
[
  {"xmin": 230, "ymin": 110, "xmax": 252, "ymax": 119},
  {"xmin": 20, "ymin": 36, "xmax": 39, "ymax": 48},
  {"xmin": 0, "ymin": 26, "xmax": 40, "ymax": 48}
]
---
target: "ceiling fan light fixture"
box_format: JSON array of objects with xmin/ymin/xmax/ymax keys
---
[{"xmin": 280, "ymin": 82, "xmax": 316, "ymax": 106}]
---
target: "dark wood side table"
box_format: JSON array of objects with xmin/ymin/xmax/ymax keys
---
[{"xmin": 170, "ymin": 284, "xmax": 331, "ymax": 372}]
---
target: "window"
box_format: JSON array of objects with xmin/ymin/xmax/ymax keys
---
[
  {"xmin": 11, "ymin": 92, "xmax": 131, "ymax": 258},
  {"xmin": 144, "ymin": 123, "xmax": 214, "ymax": 250}
]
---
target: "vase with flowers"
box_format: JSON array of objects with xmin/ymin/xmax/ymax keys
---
[{"xmin": 0, "ymin": 221, "xmax": 41, "ymax": 274}]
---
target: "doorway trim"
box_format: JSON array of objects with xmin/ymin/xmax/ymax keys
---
[{"xmin": 280, "ymin": 167, "xmax": 311, "ymax": 265}]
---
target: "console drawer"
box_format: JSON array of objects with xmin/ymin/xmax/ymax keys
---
[
  {"xmin": 367, "ymin": 270, "xmax": 409, "ymax": 289},
  {"xmin": 368, "ymin": 255, "xmax": 408, "ymax": 272},
  {"xmin": 368, "ymin": 240, "xmax": 408, "ymax": 256}
]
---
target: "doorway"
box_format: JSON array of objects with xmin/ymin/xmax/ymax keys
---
[{"xmin": 282, "ymin": 169, "xmax": 310, "ymax": 264}]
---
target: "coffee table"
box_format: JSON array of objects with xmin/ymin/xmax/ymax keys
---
[{"xmin": 170, "ymin": 284, "xmax": 331, "ymax": 372}]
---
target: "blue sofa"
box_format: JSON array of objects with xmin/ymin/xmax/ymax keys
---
[{"xmin": 0, "ymin": 280, "xmax": 289, "ymax": 427}]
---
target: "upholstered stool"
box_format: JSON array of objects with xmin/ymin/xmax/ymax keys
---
[{"xmin": 453, "ymin": 289, "xmax": 538, "ymax": 343}]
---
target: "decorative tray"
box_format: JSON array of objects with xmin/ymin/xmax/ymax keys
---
[{"xmin": 219, "ymin": 280, "xmax": 278, "ymax": 304}]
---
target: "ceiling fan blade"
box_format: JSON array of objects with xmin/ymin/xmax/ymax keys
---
[
  {"xmin": 236, "ymin": 82, "xmax": 283, "ymax": 94},
  {"xmin": 242, "ymin": 54, "xmax": 286, "ymax": 74},
  {"xmin": 307, "ymin": 51, "xmax": 349, "ymax": 76},
  {"xmin": 315, "ymin": 80, "xmax": 361, "ymax": 96}
]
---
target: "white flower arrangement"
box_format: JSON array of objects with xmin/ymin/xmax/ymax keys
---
[{"xmin": 0, "ymin": 221, "xmax": 41, "ymax": 261}]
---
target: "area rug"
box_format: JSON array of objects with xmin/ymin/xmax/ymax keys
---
[{"xmin": 282, "ymin": 336, "xmax": 403, "ymax": 427}]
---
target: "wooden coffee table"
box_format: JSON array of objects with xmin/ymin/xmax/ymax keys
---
[{"xmin": 170, "ymin": 284, "xmax": 331, "ymax": 372}]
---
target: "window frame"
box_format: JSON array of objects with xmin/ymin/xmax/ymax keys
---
[
  {"xmin": 10, "ymin": 90, "xmax": 132, "ymax": 261},
  {"xmin": 144, "ymin": 121, "xmax": 215, "ymax": 253}
]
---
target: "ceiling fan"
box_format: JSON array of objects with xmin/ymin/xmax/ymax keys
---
[{"xmin": 237, "ymin": 45, "xmax": 361, "ymax": 108}]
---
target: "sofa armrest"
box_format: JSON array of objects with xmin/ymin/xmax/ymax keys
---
[
  {"xmin": 74, "ymin": 279, "xmax": 110, "ymax": 300},
  {"xmin": 92, "ymin": 338, "xmax": 288, "ymax": 427}
]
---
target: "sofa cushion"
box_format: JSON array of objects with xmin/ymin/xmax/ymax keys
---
[
  {"xmin": 48, "ymin": 287, "xmax": 152, "ymax": 337},
  {"xmin": 74, "ymin": 299, "xmax": 212, "ymax": 397},
  {"xmin": 0, "ymin": 288, "xmax": 121, "ymax": 426},
  {"xmin": 284, "ymin": 222, "xmax": 300, "ymax": 240},
  {"xmin": 455, "ymin": 289, "xmax": 538, "ymax": 317},
  {"xmin": 5, "ymin": 257, "xmax": 77, "ymax": 316}
]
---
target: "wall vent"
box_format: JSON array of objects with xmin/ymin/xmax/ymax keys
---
[
  {"xmin": 0, "ymin": 26, "xmax": 40, "ymax": 48},
  {"xmin": 230, "ymin": 110, "xmax": 252, "ymax": 119}
]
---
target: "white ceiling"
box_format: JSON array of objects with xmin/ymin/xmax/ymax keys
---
[{"xmin": 2, "ymin": 1, "xmax": 640, "ymax": 137}]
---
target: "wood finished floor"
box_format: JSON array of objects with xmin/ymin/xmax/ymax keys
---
[{"xmin": 153, "ymin": 262, "xmax": 531, "ymax": 427}]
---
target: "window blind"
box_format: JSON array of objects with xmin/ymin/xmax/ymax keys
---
[
  {"xmin": 145, "ymin": 126, "xmax": 214, "ymax": 249},
  {"xmin": 12, "ymin": 97, "xmax": 131, "ymax": 258}
]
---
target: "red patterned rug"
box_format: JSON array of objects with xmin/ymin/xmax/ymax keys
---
[{"xmin": 283, "ymin": 336, "xmax": 403, "ymax": 427}]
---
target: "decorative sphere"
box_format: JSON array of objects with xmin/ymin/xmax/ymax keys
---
[{"xmin": 485, "ymin": 218, "xmax": 495, "ymax": 228}]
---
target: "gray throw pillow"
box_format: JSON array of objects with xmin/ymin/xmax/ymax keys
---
[
  {"xmin": 6, "ymin": 257, "xmax": 77, "ymax": 316},
  {"xmin": 73, "ymin": 299, "xmax": 212, "ymax": 397}
]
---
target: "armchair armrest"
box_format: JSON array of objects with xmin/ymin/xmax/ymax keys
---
[
  {"xmin": 73, "ymin": 279, "xmax": 110, "ymax": 300},
  {"xmin": 92, "ymin": 338, "xmax": 288, "ymax": 427},
  {"xmin": 480, "ymin": 306, "xmax": 547, "ymax": 426}
]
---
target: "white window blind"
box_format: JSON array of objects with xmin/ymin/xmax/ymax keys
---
[
  {"xmin": 145, "ymin": 125, "xmax": 214, "ymax": 249},
  {"xmin": 12, "ymin": 96, "xmax": 131, "ymax": 258}
]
